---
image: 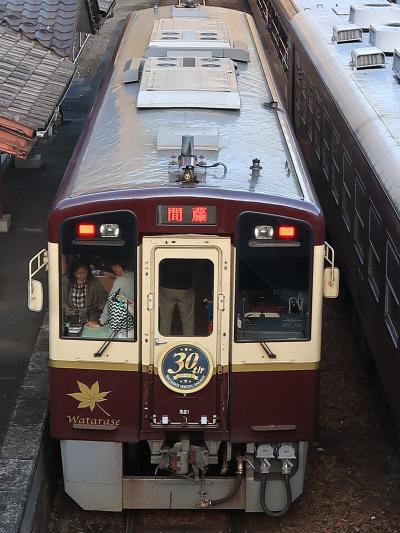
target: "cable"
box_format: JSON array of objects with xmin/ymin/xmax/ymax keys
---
[
  {"xmin": 197, "ymin": 162, "xmax": 227, "ymax": 177},
  {"xmin": 260, "ymin": 473, "xmax": 292, "ymax": 516},
  {"xmin": 208, "ymin": 473, "xmax": 243, "ymax": 507}
]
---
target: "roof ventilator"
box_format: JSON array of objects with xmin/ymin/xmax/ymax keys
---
[
  {"xmin": 332, "ymin": 24, "xmax": 363, "ymax": 43},
  {"xmin": 349, "ymin": 3, "xmax": 400, "ymax": 30},
  {"xmin": 393, "ymin": 48, "xmax": 400, "ymax": 79},
  {"xmin": 350, "ymin": 47, "xmax": 386, "ymax": 68},
  {"xmin": 369, "ymin": 23, "xmax": 400, "ymax": 54},
  {"xmin": 170, "ymin": 135, "xmax": 227, "ymax": 184}
]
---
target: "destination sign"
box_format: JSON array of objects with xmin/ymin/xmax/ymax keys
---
[{"xmin": 157, "ymin": 205, "xmax": 217, "ymax": 226}]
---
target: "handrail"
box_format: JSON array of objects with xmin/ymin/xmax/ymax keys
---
[{"xmin": 28, "ymin": 249, "xmax": 48, "ymax": 296}]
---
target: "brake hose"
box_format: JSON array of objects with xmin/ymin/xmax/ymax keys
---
[
  {"xmin": 208, "ymin": 472, "xmax": 243, "ymax": 507},
  {"xmin": 260, "ymin": 472, "xmax": 292, "ymax": 516}
]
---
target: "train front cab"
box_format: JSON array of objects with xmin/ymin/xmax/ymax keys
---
[{"xmin": 30, "ymin": 207, "xmax": 338, "ymax": 513}]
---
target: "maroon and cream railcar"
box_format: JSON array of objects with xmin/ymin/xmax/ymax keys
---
[{"xmin": 29, "ymin": 2, "xmax": 338, "ymax": 515}]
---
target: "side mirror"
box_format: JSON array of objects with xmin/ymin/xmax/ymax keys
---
[
  {"xmin": 323, "ymin": 267, "xmax": 340, "ymax": 298},
  {"xmin": 28, "ymin": 279, "xmax": 44, "ymax": 312}
]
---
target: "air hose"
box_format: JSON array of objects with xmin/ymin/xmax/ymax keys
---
[
  {"xmin": 260, "ymin": 472, "xmax": 292, "ymax": 516},
  {"xmin": 207, "ymin": 472, "xmax": 243, "ymax": 507}
]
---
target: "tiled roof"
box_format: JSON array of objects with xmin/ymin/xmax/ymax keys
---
[
  {"xmin": 0, "ymin": 26, "xmax": 75, "ymax": 157},
  {"xmin": 0, "ymin": 0, "xmax": 106, "ymax": 158},
  {"xmin": 0, "ymin": 0, "xmax": 102, "ymax": 57}
]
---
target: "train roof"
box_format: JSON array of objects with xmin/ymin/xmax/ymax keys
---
[
  {"xmin": 59, "ymin": 5, "xmax": 317, "ymax": 207},
  {"xmin": 290, "ymin": 0, "xmax": 400, "ymax": 211}
]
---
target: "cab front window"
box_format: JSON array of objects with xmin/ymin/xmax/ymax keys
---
[
  {"xmin": 235, "ymin": 213, "xmax": 312, "ymax": 341},
  {"xmin": 60, "ymin": 211, "xmax": 136, "ymax": 341}
]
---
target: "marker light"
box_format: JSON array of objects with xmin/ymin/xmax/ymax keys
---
[
  {"xmin": 77, "ymin": 223, "xmax": 96, "ymax": 237},
  {"xmin": 278, "ymin": 225, "xmax": 296, "ymax": 239},
  {"xmin": 254, "ymin": 225, "xmax": 274, "ymax": 240},
  {"xmin": 100, "ymin": 223, "xmax": 120, "ymax": 238}
]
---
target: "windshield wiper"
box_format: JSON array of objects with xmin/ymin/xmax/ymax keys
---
[
  {"xmin": 260, "ymin": 341, "xmax": 277, "ymax": 359},
  {"xmin": 94, "ymin": 329, "xmax": 121, "ymax": 358}
]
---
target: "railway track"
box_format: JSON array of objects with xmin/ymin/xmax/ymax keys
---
[{"xmin": 124, "ymin": 510, "xmax": 242, "ymax": 533}]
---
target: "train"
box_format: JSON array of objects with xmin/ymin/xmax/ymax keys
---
[
  {"xmin": 28, "ymin": 0, "xmax": 339, "ymax": 514},
  {"xmin": 248, "ymin": 0, "xmax": 400, "ymax": 428}
]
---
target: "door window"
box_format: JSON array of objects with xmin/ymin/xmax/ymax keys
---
[{"xmin": 158, "ymin": 259, "xmax": 214, "ymax": 337}]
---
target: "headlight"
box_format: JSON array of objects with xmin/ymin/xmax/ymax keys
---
[
  {"xmin": 99, "ymin": 223, "xmax": 120, "ymax": 238},
  {"xmin": 254, "ymin": 225, "xmax": 274, "ymax": 240}
]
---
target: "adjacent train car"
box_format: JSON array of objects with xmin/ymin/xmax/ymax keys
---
[
  {"xmin": 29, "ymin": 1, "xmax": 338, "ymax": 514},
  {"xmin": 250, "ymin": 0, "xmax": 400, "ymax": 426}
]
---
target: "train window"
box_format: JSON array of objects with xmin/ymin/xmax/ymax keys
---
[
  {"xmin": 257, "ymin": 0, "xmax": 268, "ymax": 19},
  {"xmin": 341, "ymin": 151, "xmax": 352, "ymax": 231},
  {"xmin": 301, "ymin": 78, "xmax": 307, "ymax": 126},
  {"xmin": 294, "ymin": 53, "xmax": 307, "ymax": 128},
  {"xmin": 235, "ymin": 213, "xmax": 312, "ymax": 342},
  {"xmin": 294, "ymin": 55, "xmax": 304, "ymax": 132},
  {"xmin": 158, "ymin": 259, "xmax": 214, "ymax": 337},
  {"xmin": 313, "ymin": 94, "xmax": 322, "ymax": 159},
  {"xmin": 331, "ymin": 128, "xmax": 341, "ymax": 204},
  {"xmin": 59, "ymin": 212, "xmax": 136, "ymax": 341},
  {"xmin": 306, "ymin": 79, "xmax": 314, "ymax": 141},
  {"xmin": 322, "ymin": 113, "xmax": 331, "ymax": 180},
  {"xmin": 354, "ymin": 173, "xmax": 367, "ymax": 264},
  {"xmin": 264, "ymin": 0, "xmax": 289, "ymax": 74},
  {"xmin": 385, "ymin": 240, "xmax": 400, "ymax": 347},
  {"xmin": 368, "ymin": 205, "xmax": 382, "ymax": 302}
]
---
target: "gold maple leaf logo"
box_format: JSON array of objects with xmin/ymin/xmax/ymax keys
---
[{"xmin": 68, "ymin": 381, "xmax": 111, "ymax": 417}]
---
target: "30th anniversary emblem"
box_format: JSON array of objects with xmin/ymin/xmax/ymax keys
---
[{"xmin": 158, "ymin": 344, "xmax": 213, "ymax": 394}]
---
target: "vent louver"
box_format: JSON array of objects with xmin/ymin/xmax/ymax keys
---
[
  {"xmin": 369, "ymin": 23, "xmax": 400, "ymax": 54},
  {"xmin": 350, "ymin": 46, "xmax": 386, "ymax": 68},
  {"xmin": 333, "ymin": 24, "xmax": 363, "ymax": 43},
  {"xmin": 393, "ymin": 48, "xmax": 400, "ymax": 79}
]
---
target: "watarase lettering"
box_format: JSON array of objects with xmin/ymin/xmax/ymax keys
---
[{"xmin": 67, "ymin": 415, "xmax": 120, "ymax": 426}]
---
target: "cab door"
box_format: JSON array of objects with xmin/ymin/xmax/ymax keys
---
[{"xmin": 141, "ymin": 236, "xmax": 231, "ymax": 433}]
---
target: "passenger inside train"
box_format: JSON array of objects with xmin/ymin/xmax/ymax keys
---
[
  {"xmin": 61, "ymin": 254, "xmax": 215, "ymax": 340},
  {"xmin": 62, "ymin": 257, "xmax": 108, "ymax": 331},
  {"xmin": 97, "ymin": 259, "xmax": 135, "ymax": 337},
  {"xmin": 62, "ymin": 255, "xmax": 134, "ymax": 339},
  {"xmin": 158, "ymin": 259, "xmax": 213, "ymax": 337}
]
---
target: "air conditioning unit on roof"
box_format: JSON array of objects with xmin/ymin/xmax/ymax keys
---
[
  {"xmin": 350, "ymin": 46, "xmax": 386, "ymax": 68},
  {"xmin": 369, "ymin": 22, "xmax": 400, "ymax": 53}
]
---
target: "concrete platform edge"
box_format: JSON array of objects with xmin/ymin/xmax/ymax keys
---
[
  {"xmin": 0, "ymin": 316, "xmax": 51, "ymax": 533},
  {"xmin": 0, "ymin": 6, "xmax": 148, "ymax": 530}
]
